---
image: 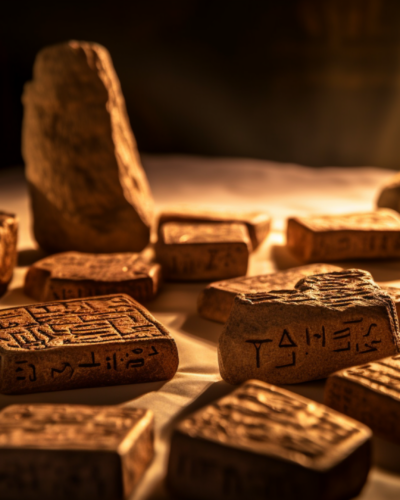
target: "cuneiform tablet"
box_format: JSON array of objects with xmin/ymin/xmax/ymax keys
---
[
  {"xmin": 324, "ymin": 354, "xmax": 400, "ymax": 444},
  {"xmin": 198, "ymin": 264, "xmax": 343, "ymax": 323},
  {"xmin": 167, "ymin": 379, "xmax": 371, "ymax": 500},
  {"xmin": 0, "ymin": 404, "xmax": 153, "ymax": 500},
  {"xmin": 158, "ymin": 208, "xmax": 271, "ymax": 250},
  {"xmin": 0, "ymin": 294, "xmax": 178, "ymax": 394},
  {"xmin": 218, "ymin": 269, "xmax": 400, "ymax": 385},
  {"xmin": 24, "ymin": 251, "xmax": 161, "ymax": 302},
  {"xmin": 287, "ymin": 209, "xmax": 400, "ymax": 262},
  {"xmin": 156, "ymin": 222, "xmax": 251, "ymax": 281},
  {"xmin": 0, "ymin": 212, "xmax": 18, "ymax": 297}
]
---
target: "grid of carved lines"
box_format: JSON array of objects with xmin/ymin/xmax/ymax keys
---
[
  {"xmin": 346, "ymin": 355, "xmax": 400, "ymax": 394},
  {"xmin": 0, "ymin": 296, "xmax": 164, "ymax": 350}
]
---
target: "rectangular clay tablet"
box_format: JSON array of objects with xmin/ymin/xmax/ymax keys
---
[
  {"xmin": 218, "ymin": 269, "xmax": 400, "ymax": 385},
  {"xmin": 157, "ymin": 207, "xmax": 271, "ymax": 250},
  {"xmin": 198, "ymin": 263, "xmax": 343, "ymax": 323},
  {"xmin": 156, "ymin": 222, "xmax": 251, "ymax": 281},
  {"xmin": 0, "ymin": 211, "xmax": 18, "ymax": 297},
  {"xmin": 167, "ymin": 379, "xmax": 371, "ymax": 500},
  {"xmin": 0, "ymin": 404, "xmax": 153, "ymax": 500},
  {"xmin": 287, "ymin": 209, "xmax": 400, "ymax": 262},
  {"xmin": 0, "ymin": 294, "xmax": 178, "ymax": 394},
  {"xmin": 325, "ymin": 354, "xmax": 400, "ymax": 444},
  {"xmin": 24, "ymin": 251, "xmax": 161, "ymax": 302}
]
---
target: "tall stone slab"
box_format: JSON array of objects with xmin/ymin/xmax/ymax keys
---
[{"xmin": 22, "ymin": 41, "xmax": 154, "ymax": 253}]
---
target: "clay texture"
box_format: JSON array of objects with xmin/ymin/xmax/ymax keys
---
[{"xmin": 0, "ymin": 212, "xmax": 18, "ymax": 297}]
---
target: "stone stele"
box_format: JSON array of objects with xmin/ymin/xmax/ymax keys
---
[
  {"xmin": 24, "ymin": 251, "xmax": 161, "ymax": 302},
  {"xmin": 22, "ymin": 41, "xmax": 154, "ymax": 253},
  {"xmin": 156, "ymin": 222, "xmax": 251, "ymax": 281},
  {"xmin": 0, "ymin": 404, "xmax": 154, "ymax": 500},
  {"xmin": 287, "ymin": 209, "xmax": 400, "ymax": 262},
  {"xmin": 198, "ymin": 263, "xmax": 343, "ymax": 323},
  {"xmin": 167, "ymin": 379, "xmax": 371, "ymax": 500},
  {"xmin": 0, "ymin": 294, "xmax": 178, "ymax": 394},
  {"xmin": 157, "ymin": 207, "xmax": 271, "ymax": 250},
  {"xmin": 324, "ymin": 354, "xmax": 400, "ymax": 445},
  {"xmin": 218, "ymin": 269, "xmax": 400, "ymax": 385},
  {"xmin": 0, "ymin": 212, "xmax": 18, "ymax": 297}
]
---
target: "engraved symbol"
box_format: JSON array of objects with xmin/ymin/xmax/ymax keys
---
[
  {"xmin": 15, "ymin": 360, "xmax": 37, "ymax": 382},
  {"xmin": 126, "ymin": 349, "xmax": 145, "ymax": 369},
  {"xmin": 78, "ymin": 352, "xmax": 101, "ymax": 368},
  {"xmin": 279, "ymin": 329, "xmax": 297, "ymax": 348},
  {"xmin": 106, "ymin": 353, "xmax": 117, "ymax": 370},
  {"xmin": 276, "ymin": 352, "xmax": 296, "ymax": 369},
  {"xmin": 51, "ymin": 362, "xmax": 74, "ymax": 379},
  {"xmin": 246, "ymin": 339, "xmax": 272, "ymax": 368},
  {"xmin": 149, "ymin": 346, "xmax": 159, "ymax": 356}
]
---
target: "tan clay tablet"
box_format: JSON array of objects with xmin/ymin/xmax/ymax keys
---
[
  {"xmin": 24, "ymin": 251, "xmax": 161, "ymax": 302},
  {"xmin": 287, "ymin": 209, "xmax": 400, "ymax": 262},
  {"xmin": 0, "ymin": 212, "xmax": 18, "ymax": 297},
  {"xmin": 22, "ymin": 41, "xmax": 154, "ymax": 253},
  {"xmin": 325, "ymin": 354, "xmax": 400, "ymax": 444},
  {"xmin": 218, "ymin": 269, "xmax": 400, "ymax": 385},
  {"xmin": 0, "ymin": 294, "xmax": 178, "ymax": 394},
  {"xmin": 0, "ymin": 404, "xmax": 153, "ymax": 500},
  {"xmin": 198, "ymin": 263, "xmax": 343, "ymax": 323},
  {"xmin": 156, "ymin": 222, "xmax": 251, "ymax": 281},
  {"xmin": 167, "ymin": 379, "xmax": 371, "ymax": 500},
  {"xmin": 158, "ymin": 208, "xmax": 271, "ymax": 250}
]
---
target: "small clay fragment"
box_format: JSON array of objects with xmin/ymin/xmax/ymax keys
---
[
  {"xmin": 287, "ymin": 209, "xmax": 400, "ymax": 262},
  {"xmin": 0, "ymin": 294, "xmax": 178, "ymax": 395},
  {"xmin": 325, "ymin": 354, "xmax": 400, "ymax": 444},
  {"xmin": 377, "ymin": 172, "xmax": 400, "ymax": 213},
  {"xmin": 156, "ymin": 222, "xmax": 251, "ymax": 281},
  {"xmin": 198, "ymin": 263, "xmax": 342, "ymax": 323},
  {"xmin": 167, "ymin": 379, "xmax": 371, "ymax": 500},
  {"xmin": 0, "ymin": 212, "xmax": 18, "ymax": 297},
  {"xmin": 24, "ymin": 251, "xmax": 161, "ymax": 302},
  {"xmin": 218, "ymin": 270, "xmax": 400, "ymax": 385},
  {"xmin": 22, "ymin": 41, "xmax": 154, "ymax": 253},
  {"xmin": 158, "ymin": 208, "xmax": 271, "ymax": 250},
  {"xmin": 0, "ymin": 404, "xmax": 153, "ymax": 500}
]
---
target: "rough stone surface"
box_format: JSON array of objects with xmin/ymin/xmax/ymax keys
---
[
  {"xmin": 167, "ymin": 379, "xmax": 371, "ymax": 500},
  {"xmin": 24, "ymin": 250, "xmax": 161, "ymax": 302},
  {"xmin": 287, "ymin": 209, "xmax": 400, "ymax": 262},
  {"xmin": 377, "ymin": 172, "xmax": 400, "ymax": 213},
  {"xmin": 0, "ymin": 212, "xmax": 18, "ymax": 297},
  {"xmin": 325, "ymin": 354, "xmax": 400, "ymax": 445},
  {"xmin": 22, "ymin": 41, "xmax": 154, "ymax": 253},
  {"xmin": 198, "ymin": 264, "xmax": 342, "ymax": 323},
  {"xmin": 156, "ymin": 222, "xmax": 251, "ymax": 281},
  {"xmin": 0, "ymin": 294, "xmax": 178, "ymax": 394},
  {"xmin": 0, "ymin": 404, "xmax": 153, "ymax": 500},
  {"xmin": 157, "ymin": 207, "xmax": 271, "ymax": 250},
  {"xmin": 218, "ymin": 270, "xmax": 400, "ymax": 385}
]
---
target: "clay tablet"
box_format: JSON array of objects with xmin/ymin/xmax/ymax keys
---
[
  {"xmin": 158, "ymin": 208, "xmax": 271, "ymax": 250},
  {"xmin": 325, "ymin": 354, "xmax": 400, "ymax": 444},
  {"xmin": 0, "ymin": 294, "xmax": 178, "ymax": 394},
  {"xmin": 218, "ymin": 270, "xmax": 400, "ymax": 385},
  {"xmin": 22, "ymin": 41, "xmax": 154, "ymax": 253},
  {"xmin": 0, "ymin": 212, "xmax": 18, "ymax": 297},
  {"xmin": 198, "ymin": 263, "xmax": 342, "ymax": 323},
  {"xmin": 167, "ymin": 379, "xmax": 371, "ymax": 500},
  {"xmin": 24, "ymin": 251, "xmax": 161, "ymax": 302},
  {"xmin": 287, "ymin": 209, "xmax": 400, "ymax": 262},
  {"xmin": 0, "ymin": 404, "xmax": 153, "ymax": 500},
  {"xmin": 156, "ymin": 222, "xmax": 251, "ymax": 281}
]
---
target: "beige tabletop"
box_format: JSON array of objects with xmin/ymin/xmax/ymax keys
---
[{"xmin": 1, "ymin": 155, "xmax": 400, "ymax": 499}]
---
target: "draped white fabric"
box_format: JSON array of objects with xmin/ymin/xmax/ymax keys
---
[{"xmin": 1, "ymin": 155, "xmax": 400, "ymax": 499}]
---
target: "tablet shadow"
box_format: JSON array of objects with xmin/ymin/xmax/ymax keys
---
[
  {"xmin": 18, "ymin": 248, "xmax": 48, "ymax": 267},
  {"xmin": 180, "ymin": 314, "xmax": 223, "ymax": 345}
]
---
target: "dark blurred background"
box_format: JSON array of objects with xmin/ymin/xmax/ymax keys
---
[{"xmin": 2, "ymin": 0, "xmax": 400, "ymax": 170}]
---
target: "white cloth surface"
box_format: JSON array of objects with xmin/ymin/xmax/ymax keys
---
[{"xmin": 1, "ymin": 155, "xmax": 400, "ymax": 499}]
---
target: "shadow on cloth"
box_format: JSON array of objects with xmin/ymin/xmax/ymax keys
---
[{"xmin": 179, "ymin": 314, "xmax": 223, "ymax": 345}]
